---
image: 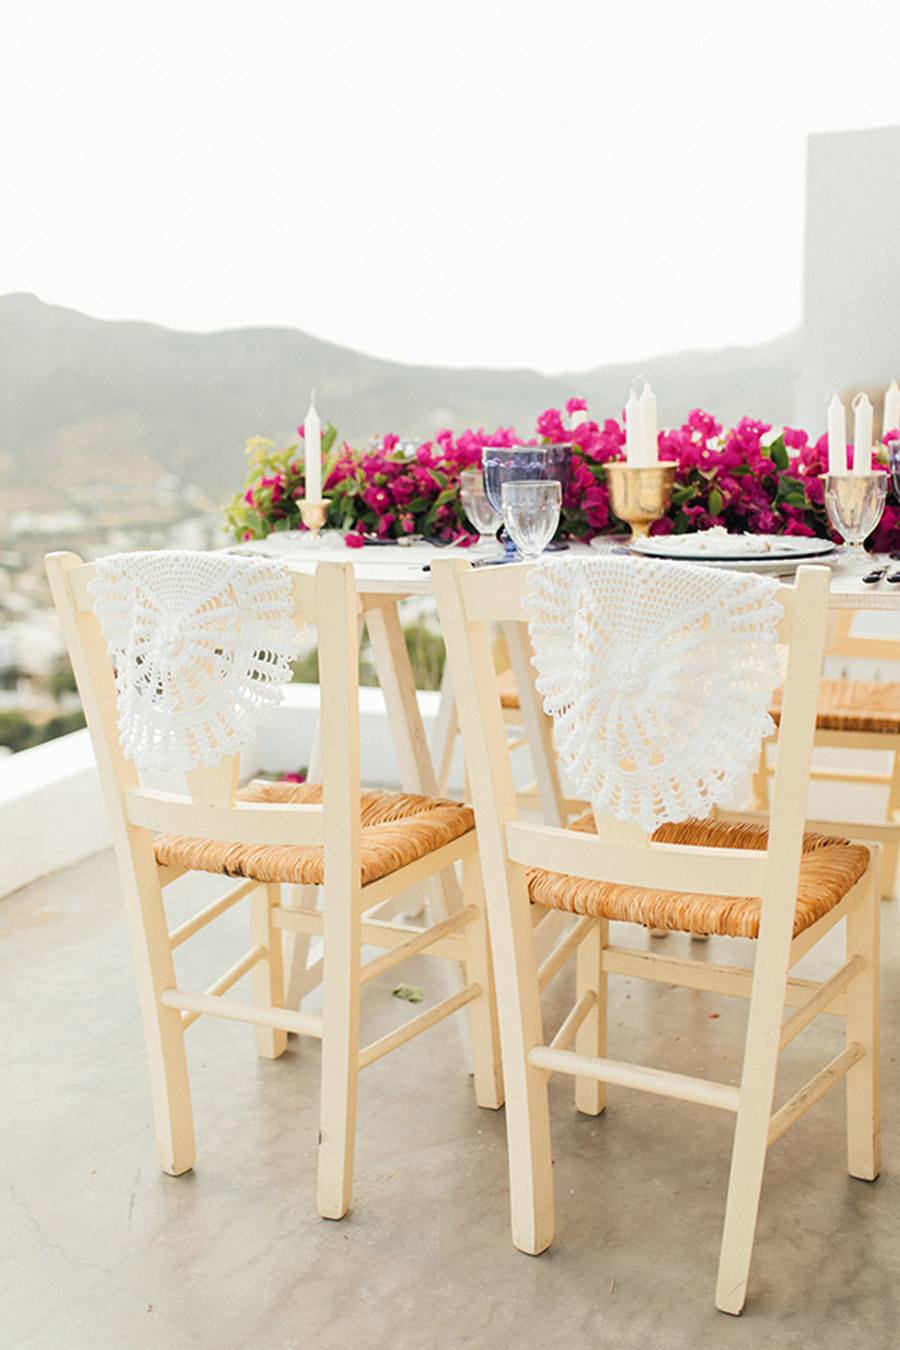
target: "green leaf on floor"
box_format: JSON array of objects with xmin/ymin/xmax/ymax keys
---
[{"xmin": 392, "ymin": 984, "xmax": 424, "ymax": 1003}]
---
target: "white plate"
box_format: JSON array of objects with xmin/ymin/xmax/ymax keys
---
[
  {"xmin": 654, "ymin": 553, "xmax": 840, "ymax": 575},
  {"xmin": 629, "ymin": 532, "xmax": 836, "ymax": 564}
]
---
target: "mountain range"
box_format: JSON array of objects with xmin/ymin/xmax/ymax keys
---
[{"xmin": 0, "ymin": 292, "xmax": 800, "ymax": 502}]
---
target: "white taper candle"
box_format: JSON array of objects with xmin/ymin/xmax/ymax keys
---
[
  {"xmin": 304, "ymin": 392, "xmax": 322, "ymax": 501},
  {"xmin": 883, "ymin": 380, "xmax": 900, "ymax": 441},
  {"xmin": 827, "ymin": 394, "xmax": 847, "ymax": 474},
  {"xmin": 639, "ymin": 383, "xmax": 658, "ymax": 465},
  {"xmin": 624, "ymin": 389, "xmax": 641, "ymax": 465},
  {"xmin": 852, "ymin": 392, "xmax": 873, "ymax": 475}
]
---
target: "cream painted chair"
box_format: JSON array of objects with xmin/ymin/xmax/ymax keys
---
[
  {"xmin": 747, "ymin": 610, "xmax": 900, "ymax": 899},
  {"xmin": 46, "ymin": 551, "xmax": 502, "ymax": 1220},
  {"xmin": 433, "ymin": 556, "xmax": 880, "ymax": 1316}
]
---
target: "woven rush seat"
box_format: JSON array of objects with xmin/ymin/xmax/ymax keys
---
[
  {"xmin": 770, "ymin": 678, "xmax": 900, "ymax": 735},
  {"xmin": 503, "ymin": 670, "xmax": 900, "ymax": 736},
  {"xmin": 527, "ymin": 814, "xmax": 869, "ymax": 938},
  {"xmin": 154, "ymin": 782, "xmax": 474, "ymax": 887}
]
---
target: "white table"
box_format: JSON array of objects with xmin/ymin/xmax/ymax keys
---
[
  {"xmin": 240, "ymin": 531, "xmax": 900, "ymax": 605},
  {"xmin": 237, "ymin": 533, "xmax": 900, "ymax": 1003}
]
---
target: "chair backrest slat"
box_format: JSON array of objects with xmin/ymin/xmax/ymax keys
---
[
  {"xmin": 505, "ymin": 820, "xmax": 768, "ymax": 897},
  {"xmin": 827, "ymin": 607, "xmax": 900, "ymax": 664},
  {"xmin": 124, "ymin": 787, "xmax": 325, "ymax": 847}
]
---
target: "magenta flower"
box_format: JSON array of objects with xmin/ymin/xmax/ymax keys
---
[
  {"xmin": 536, "ymin": 408, "xmax": 567, "ymax": 441},
  {"xmin": 234, "ymin": 398, "xmax": 881, "ymax": 550}
]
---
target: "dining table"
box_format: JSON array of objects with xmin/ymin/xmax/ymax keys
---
[{"xmin": 235, "ymin": 531, "xmax": 900, "ymax": 1008}]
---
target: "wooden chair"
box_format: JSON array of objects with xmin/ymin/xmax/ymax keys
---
[
  {"xmin": 747, "ymin": 610, "xmax": 900, "ymax": 899},
  {"xmin": 433, "ymin": 556, "xmax": 880, "ymax": 1315},
  {"xmin": 46, "ymin": 551, "xmax": 502, "ymax": 1219}
]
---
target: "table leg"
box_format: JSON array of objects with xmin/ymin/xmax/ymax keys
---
[
  {"xmin": 502, "ymin": 621, "xmax": 567, "ymax": 828},
  {"xmin": 365, "ymin": 603, "xmax": 464, "ymax": 904},
  {"xmin": 431, "ymin": 661, "xmax": 458, "ymax": 797},
  {"xmin": 365, "ymin": 602, "xmax": 471, "ymax": 1067}
]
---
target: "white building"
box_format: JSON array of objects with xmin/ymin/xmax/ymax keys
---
[{"xmin": 798, "ymin": 124, "xmax": 900, "ymax": 427}]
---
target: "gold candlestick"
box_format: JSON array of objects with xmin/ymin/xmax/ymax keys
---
[
  {"xmin": 299, "ymin": 499, "xmax": 328, "ymax": 542},
  {"xmin": 605, "ymin": 462, "xmax": 676, "ymax": 540}
]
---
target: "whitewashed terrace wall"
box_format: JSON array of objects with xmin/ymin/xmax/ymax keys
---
[
  {"xmin": 0, "ymin": 686, "xmax": 465, "ymax": 899},
  {"xmin": 2, "ymin": 611, "xmax": 899, "ymax": 899}
]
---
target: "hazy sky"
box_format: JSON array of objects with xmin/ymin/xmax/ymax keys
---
[{"xmin": 3, "ymin": 0, "xmax": 899, "ymax": 373}]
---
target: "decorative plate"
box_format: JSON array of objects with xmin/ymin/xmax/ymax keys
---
[{"xmin": 629, "ymin": 529, "xmax": 836, "ymax": 564}]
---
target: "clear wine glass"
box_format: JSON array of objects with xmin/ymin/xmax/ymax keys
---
[
  {"xmin": 823, "ymin": 472, "xmax": 888, "ymax": 565},
  {"xmin": 459, "ymin": 468, "xmax": 501, "ymax": 553},
  {"xmin": 887, "ymin": 441, "xmax": 900, "ymax": 501},
  {"xmin": 501, "ymin": 480, "xmax": 562, "ymax": 561}
]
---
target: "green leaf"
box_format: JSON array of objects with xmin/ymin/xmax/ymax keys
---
[
  {"xmin": 708, "ymin": 487, "xmax": 724, "ymax": 517},
  {"xmin": 392, "ymin": 984, "xmax": 424, "ymax": 1004},
  {"xmin": 768, "ymin": 435, "xmax": 789, "ymax": 471},
  {"xmin": 672, "ymin": 484, "xmax": 699, "ymax": 506}
]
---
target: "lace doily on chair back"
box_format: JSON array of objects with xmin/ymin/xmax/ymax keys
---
[
  {"xmin": 523, "ymin": 555, "xmax": 782, "ymax": 833},
  {"xmin": 89, "ymin": 551, "xmax": 302, "ymax": 773}
]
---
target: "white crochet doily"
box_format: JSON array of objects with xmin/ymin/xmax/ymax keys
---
[
  {"xmin": 89, "ymin": 550, "xmax": 302, "ymax": 773},
  {"xmin": 524, "ymin": 555, "xmax": 782, "ymax": 833}
]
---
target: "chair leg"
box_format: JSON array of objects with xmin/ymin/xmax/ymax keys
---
[
  {"xmin": 251, "ymin": 884, "xmax": 288, "ymax": 1060},
  {"xmin": 136, "ymin": 862, "xmax": 195, "ymax": 1176},
  {"xmin": 715, "ymin": 950, "xmax": 789, "ymax": 1314},
  {"xmin": 882, "ymin": 752, "xmax": 900, "ymax": 900},
  {"xmin": 317, "ymin": 888, "xmax": 361, "ymax": 1220},
  {"xmin": 146, "ymin": 1006, "xmax": 196, "ymax": 1177},
  {"xmin": 461, "ymin": 850, "xmax": 504, "ymax": 1110},
  {"xmin": 485, "ymin": 873, "xmax": 555, "ymax": 1255},
  {"xmin": 846, "ymin": 863, "xmax": 881, "ymax": 1181},
  {"xmin": 574, "ymin": 919, "xmax": 607, "ymax": 1116}
]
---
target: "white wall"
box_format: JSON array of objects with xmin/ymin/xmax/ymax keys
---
[
  {"xmin": 0, "ymin": 686, "xmax": 465, "ymax": 899},
  {"xmin": 799, "ymin": 125, "xmax": 900, "ymax": 426}
]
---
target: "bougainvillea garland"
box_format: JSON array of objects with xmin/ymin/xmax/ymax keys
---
[{"xmin": 224, "ymin": 400, "xmax": 899, "ymax": 552}]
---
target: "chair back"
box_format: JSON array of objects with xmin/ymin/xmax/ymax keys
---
[
  {"xmin": 45, "ymin": 552, "xmax": 361, "ymax": 889},
  {"xmin": 433, "ymin": 556, "xmax": 832, "ymax": 926},
  {"xmin": 827, "ymin": 608, "xmax": 900, "ymax": 671}
]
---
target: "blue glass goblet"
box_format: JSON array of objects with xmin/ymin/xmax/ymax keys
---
[{"xmin": 482, "ymin": 445, "xmax": 572, "ymax": 560}]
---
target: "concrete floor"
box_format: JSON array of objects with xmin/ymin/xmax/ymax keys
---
[{"xmin": 2, "ymin": 852, "xmax": 899, "ymax": 1349}]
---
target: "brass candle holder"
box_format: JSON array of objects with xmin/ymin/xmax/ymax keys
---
[
  {"xmin": 605, "ymin": 462, "xmax": 676, "ymax": 540},
  {"xmin": 299, "ymin": 498, "xmax": 328, "ymax": 542}
]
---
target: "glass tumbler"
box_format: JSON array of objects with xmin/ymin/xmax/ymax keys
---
[{"xmin": 500, "ymin": 480, "xmax": 562, "ymax": 561}]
